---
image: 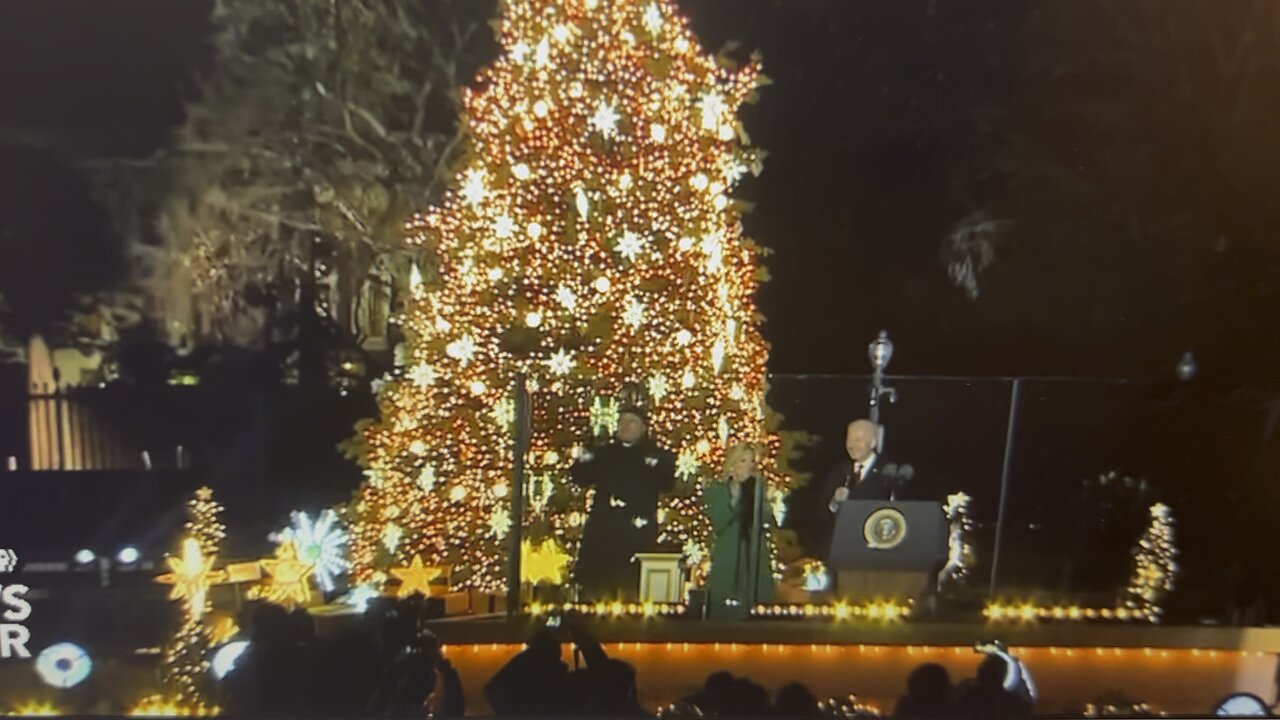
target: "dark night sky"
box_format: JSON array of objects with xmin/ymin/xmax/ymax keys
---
[{"xmin": 2, "ymin": 0, "xmax": 1280, "ymax": 383}]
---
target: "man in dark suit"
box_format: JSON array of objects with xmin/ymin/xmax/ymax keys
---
[{"xmin": 822, "ymin": 419, "xmax": 890, "ymax": 514}]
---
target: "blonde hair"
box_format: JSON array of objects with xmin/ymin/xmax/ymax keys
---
[{"xmin": 719, "ymin": 442, "xmax": 760, "ymax": 482}]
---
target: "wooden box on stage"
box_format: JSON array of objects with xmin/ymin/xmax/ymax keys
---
[
  {"xmin": 467, "ymin": 589, "xmax": 508, "ymax": 615},
  {"xmin": 828, "ymin": 500, "xmax": 946, "ymax": 601},
  {"xmin": 426, "ymin": 591, "xmax": 472, "ymax": 618},
  {"xmin": 635, "ymin": 552, "xmax": 685, "ymax": 604}
]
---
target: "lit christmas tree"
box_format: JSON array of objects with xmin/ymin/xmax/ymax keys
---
[
  {"xmin": 348, "ymin": 0, "xmax": 794, "ymax": 592},
  {"xmin": 153, "ymin": 487, "xmax": 226, "ymax": 711},
  {"xmin": 1124, "ymin": 502, "xmax": 1178, "ymax": 622}
]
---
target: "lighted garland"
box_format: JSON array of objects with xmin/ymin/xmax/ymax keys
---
[
  {"xmin": 752, "ymin": 601, "xmax": 912, "ymax": 622},
  {"xmin": 349, "ymin": 0, "xmax": 794, "ymax": 592}
]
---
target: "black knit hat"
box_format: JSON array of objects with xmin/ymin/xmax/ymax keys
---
[{"xmin": 618, "ymin": 404, "xmax": 648, "ymax": 425}]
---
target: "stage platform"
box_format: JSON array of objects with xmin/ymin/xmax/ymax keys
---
[
  {"xmin": 310, "ymin": 610, "xmax": 1280, "ymax": 714},
  {"xmin": 415, "ymin": 614, "xmax": 1280, "ymax": 653}
]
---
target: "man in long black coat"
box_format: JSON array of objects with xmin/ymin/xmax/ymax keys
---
[{"xmin": 570, "ymin": 406, "xmax": 676, "ymax": 602}]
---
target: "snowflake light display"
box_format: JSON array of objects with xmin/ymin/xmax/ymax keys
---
[{"xmin": 272, "ymin": 509, "xmax": 350, "ymax": 593}]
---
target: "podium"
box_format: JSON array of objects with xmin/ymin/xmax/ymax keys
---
[
  {"xmin": 635, "ymin": 552, "xmax": 685, "ymax": 603},
  {"xmin": 827, "ymin": 500, "xmax": 946, "ymax": 602}
]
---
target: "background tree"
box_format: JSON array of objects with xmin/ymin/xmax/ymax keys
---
[{"xmin": 106, "ymin": 0, "xmax": 488, "ymax": 371}]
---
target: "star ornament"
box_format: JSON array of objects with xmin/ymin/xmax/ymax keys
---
[
  {"xmin": 391, "ymin": 555, "xmax": 445, "ymax": 598},
  {"xmin": 258, "ymin": 541, "xmax": 316, "ymax": 610},
  {"xmin": 521, "ymin": 539, "xmax": 571, "ymax": 585},
  {"xmin": 156, "ymin": 537, "xmax": 226, "ymax": 620}
]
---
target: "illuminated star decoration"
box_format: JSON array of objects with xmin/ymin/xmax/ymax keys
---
[
  {"xmin": 390, "ymin": 556, "xmax": 444, "ymax": 598},
  {"xmin": 256, "ymin": 541, "xmax": 315, "ymax": 610},
  {"xmin": 155, "ymin": 537, "xmax": 225, "ymax": 620},
  {"xmin": 521, "ymin": 538, "xmax": 572, "ymax": 585},
  {"xmin": 271, "ymin": 509, "xmax": 350, "ymax": 593}
]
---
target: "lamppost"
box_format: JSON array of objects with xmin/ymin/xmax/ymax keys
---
[{"xmin": 867, "ymin": 331, "xmax": 897, "ymax": 446}]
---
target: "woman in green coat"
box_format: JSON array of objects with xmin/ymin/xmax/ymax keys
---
[{"xmin": 703, "ymin": 443, "xmax": 774, "ymax": 619}]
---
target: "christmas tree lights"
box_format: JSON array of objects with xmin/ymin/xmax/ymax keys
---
[
  {"xmin": 1124, "ymin": 503, "xmax": 1178, "ymax": 622},
  {"xmin": 153, "ymin": 487, "xmax": 225, "ymax": 710},
  {"xmin": 349, "ymin": 0, "xmax": 792, "ymax": 592}
]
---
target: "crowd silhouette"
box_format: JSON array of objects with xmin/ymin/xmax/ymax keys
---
[{"xmin": 216, "ymin": 597, "xmax": 1036, "ymax": 718}]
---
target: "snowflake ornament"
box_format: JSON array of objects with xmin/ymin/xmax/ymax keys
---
[
  {"xmin": 417, "ymin": 464, "xmax": 437, "ymax": 493},
  {"xmin": 676, "ymin": 448, "xmax": 699, "ymax": 480},
  {"xmin": 615, "ymin": 231, "xmax": 645, "ymax": 261},
  {"xmin": 622, "ymin": 296, "xmax": 646, "ymax": 328},
  {"xmin": 382, "ymin": 523, "xmax": 404, "ymax": 554},
  {"xmin": 590, "ymin": 101, "xmax": 621, "ymax": 138},
  {"xmin": 547, "ymin": 348, "xmax": 574, "ymax": 376},
  {"xmin": 345, "ymin": 583, "xmax": 380, "ymax": 613},
  {"xmin": 647, "ymin": 373, "xmax": 669, "ymax": 404},
  {"xmin": 271, "ymin": 509, "xmax": 350, "ymax": 593},
  {"xmin": 445, "ymin": 335, "xmax": 478, "ymax": 365},
  {"xmin": 489, "ymin": 507, "xmax": 512, "ymax": 539}
]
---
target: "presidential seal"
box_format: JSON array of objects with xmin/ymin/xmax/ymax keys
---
[{"xmin": 863, "ymin": 507, "xmax": 908, "ymax": 549}]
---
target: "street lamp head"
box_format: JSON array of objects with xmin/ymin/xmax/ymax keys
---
[{"xmin": 868, "ymin": 330, "xmax": 894, "ymax": 373}]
